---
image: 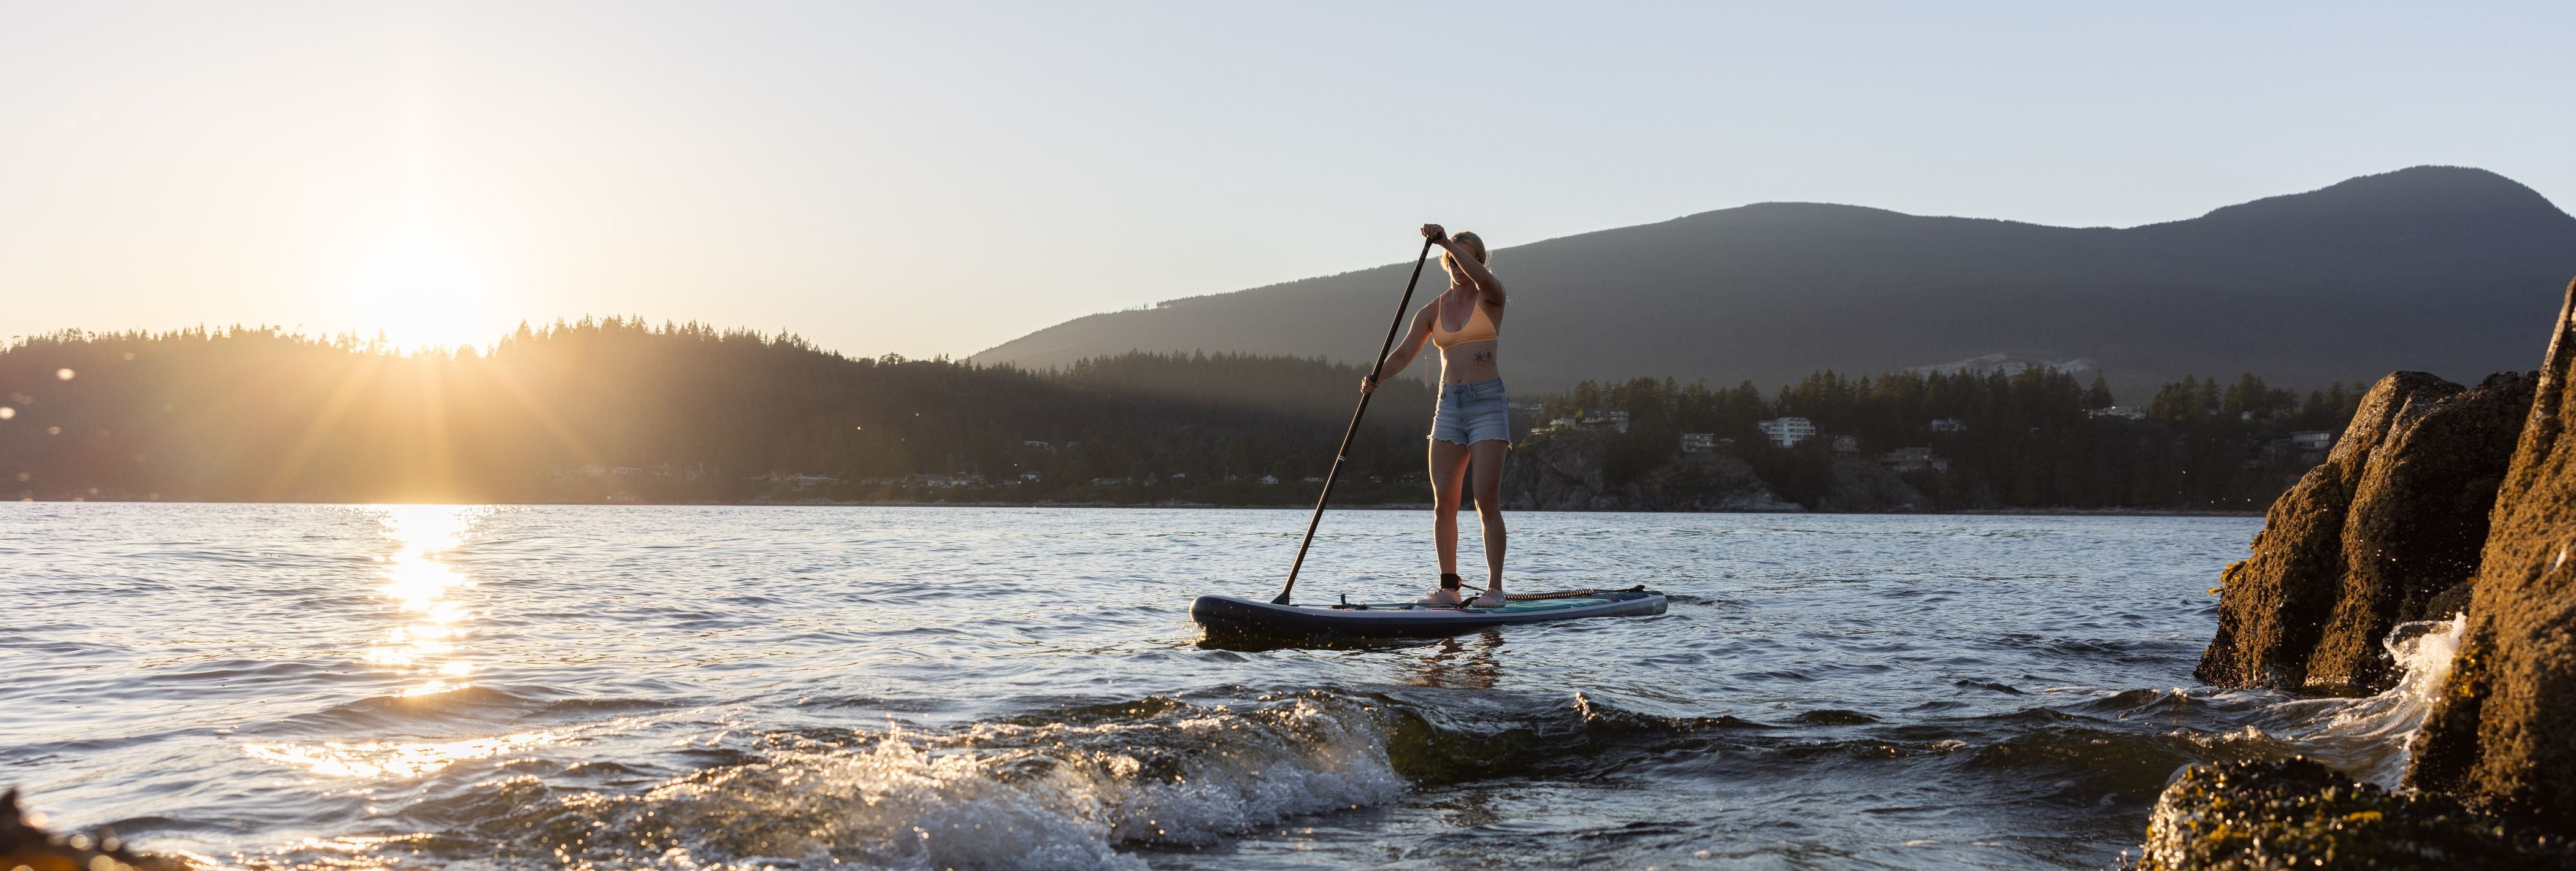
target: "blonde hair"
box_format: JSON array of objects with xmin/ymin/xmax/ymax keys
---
[{"xmin": 1441, "ymin": 231, "xmax": 1489, "ymax": 272}]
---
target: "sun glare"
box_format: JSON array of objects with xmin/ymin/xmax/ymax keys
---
[
  {"xmin": 351, "ymin": 237, "xmax": 494, "ymax": 351},
  {"xmin": 361, "ymin": 505, "xmax": 489, "ymax": 697}
]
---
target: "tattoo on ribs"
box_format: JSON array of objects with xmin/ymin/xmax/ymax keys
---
[{"xmin": 1471, "ymin": 349, "xmax": 1495, "ymax": 365}]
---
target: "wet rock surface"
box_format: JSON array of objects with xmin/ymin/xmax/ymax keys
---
[
  {"xmin": 3, "ymin": 789, "xmax": 191, "ymax": 871},
  {"xmin": 2410, "ymin": 280, "xmax": 2576, "ymax": 831},
  {"xmin": 2136, "ymin": 758, "xmax": 2573, "ymax": 870},
  {"xmin": 2197, "ymin": 372, "xmax": 2461, "ymax": 689},
  {"xmin": 2196, "ymin": 369, "xmax": 2531, "ymax": 691},
  {"xmin": 2306, "ymin": 370, "xmax": 2536, "ymax": 690}
]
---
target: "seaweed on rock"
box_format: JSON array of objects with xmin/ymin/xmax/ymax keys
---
[{"xmin": 2135, "ymin": 758, "xmax": 2573, "ymax": 870}]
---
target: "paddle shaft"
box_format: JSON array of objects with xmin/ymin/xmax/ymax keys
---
[{"xmin": 1274, "ymin": 237, "xmax": 1438, "ymax": 605}]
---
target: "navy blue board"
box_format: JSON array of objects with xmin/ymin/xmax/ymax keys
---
[{"xmin": 1192, "ymin": 588, "xmax": 1666, "ymax": 640}]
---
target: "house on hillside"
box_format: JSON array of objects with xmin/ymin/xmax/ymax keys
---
[
  {"xmin": 1877, "ymin": 447, "xmax": 1950, "ymax": 474},
  {"xmin": 1831, "ymin": 436, "xmax": 1859, "ymax": 456},
  {"xmin": 1578, "ymin": 409, "xmax": 1630, "ymax": 433},
  {"xmin": 1930, "ymin": 418, "xmax": 1967, "ymax": 432},
  {"xmin": 2089, "ymin": 406, "xmax": 2147, "ymax": 421},
  {"xmin": 1757, "ymin": 417, "xmax": 1816, "ymax": 448},
  {"xmin": 2290, "ymin": 431, "xmax": 2334, "ymax": 462},
  {"xmin": 1681, "ymin": 432, "xmax": 1717, "ymax": 454}
]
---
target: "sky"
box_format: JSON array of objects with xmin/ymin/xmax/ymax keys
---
[{"xmin": 3, "ymin": 2, "xmax": 2571, "ymax": 358}]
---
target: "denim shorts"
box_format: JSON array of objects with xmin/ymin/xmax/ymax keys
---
[{"xmin": 1432, "ymin": 378, "xmax": 1512, "ymax": 446}]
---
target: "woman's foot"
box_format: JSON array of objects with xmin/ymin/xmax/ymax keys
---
[
  {"xmin": 1416, "ymin": 574, "xmax": 1468, "ymax": 607},
  {"xmin": 1468, "ymin": 587, "xmax": 1506, "ymax": 608}
]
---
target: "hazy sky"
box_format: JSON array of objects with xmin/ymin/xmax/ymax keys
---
[{"xmin": 4, "ymin": 2, "xmax": 2570, "ymax": 357}]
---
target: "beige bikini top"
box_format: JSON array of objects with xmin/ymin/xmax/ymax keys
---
[{"xmin": 1430, "ymin": 298, "xmax": 1498, "ymax": 349}]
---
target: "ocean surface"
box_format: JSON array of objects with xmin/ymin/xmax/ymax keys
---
[{"xmin": 1, "ymin": 504, "xmax": 2461, "ymax": 870}]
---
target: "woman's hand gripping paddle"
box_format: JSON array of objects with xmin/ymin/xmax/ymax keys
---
[{"xmin": 1272, "ymin": 237, "xmax": 1438, "ymax": 605}]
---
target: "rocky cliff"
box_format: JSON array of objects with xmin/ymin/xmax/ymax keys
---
[
  {"xmin": 1502, "ymin": 430, "xmax": 1799, "ymax": 512},
  {"xmin": 2195, "ymin": 370, "xmax": 2532, "ymax": 691},
  {"xmin": 2408, "ymin": 279, "xmax": 2576, "ymax": 829},
  {"xmin": 2152, "ymin": 279, "xmax": 2576, "ymax": 867}
]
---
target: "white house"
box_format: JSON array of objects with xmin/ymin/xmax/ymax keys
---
[
  {"xmin": 1757, "ymin": 417, "xmax": 1816, "ymax": 448},
  {"xmin": 1930, "ymin": 418, "xmax": 1968, "ymax": 432},
  {"xmin": 1680, "ymin": 432, "xmax": 1717, "ymax": 453}
]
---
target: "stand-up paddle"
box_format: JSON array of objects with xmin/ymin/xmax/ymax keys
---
[{"xmin": 1273, "ymin": 237, "xmax": 1438, "ymax": 605}]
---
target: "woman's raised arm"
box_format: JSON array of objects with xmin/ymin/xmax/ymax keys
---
[
  {"xmin": 1423, "ymin": 224, "xmax": 1506, "ymax": 308},
  {"xmin": 1362, "ymin": 304, "xmax": 1437, "ymax": 394}
]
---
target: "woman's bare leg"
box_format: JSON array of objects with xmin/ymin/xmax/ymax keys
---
[
  {"xmin": 1469, "ymin": 439, "xmax": 1509, "ymax": 594},
  {"xmin": 1430, "ymin": 439, "xmax": 1473, "ymax": 579}
]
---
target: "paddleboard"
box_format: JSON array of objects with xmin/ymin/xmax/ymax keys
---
[{"xmin": 1192, "ymin": 588, "xmax": 1666, "ymax": 639}]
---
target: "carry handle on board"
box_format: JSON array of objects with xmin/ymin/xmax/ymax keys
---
[{"xmin": 1273, "ymin": 237, "xmax": 1438, "ymax": 605}]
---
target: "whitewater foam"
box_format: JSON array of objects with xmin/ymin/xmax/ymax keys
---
[
  {"xmin": 410, "ymin": 694, "xmax": 1408, "ymax": 870},
  {"xmin": 2283, "ymin": 615, "xmax": 2467, "ymax": 787}
]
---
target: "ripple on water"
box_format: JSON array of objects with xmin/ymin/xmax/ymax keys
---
[{"xmin": 8, "ymin": 505, "xmax": 2444, "ymax": 870}]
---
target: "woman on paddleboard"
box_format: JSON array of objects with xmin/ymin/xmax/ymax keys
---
[{"xmin": 1360, "ymin": 224, "xmax": 1510, "ymax": 608}]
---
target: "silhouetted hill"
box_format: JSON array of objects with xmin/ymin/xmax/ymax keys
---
[{"xmin": 971, "ymin": 167, "xmax": 2576, "ymax": 394}]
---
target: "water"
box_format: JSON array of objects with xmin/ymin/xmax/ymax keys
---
[{"xmin": 0, "ymin": 504, "xmax": 2453, "ymax": 869}]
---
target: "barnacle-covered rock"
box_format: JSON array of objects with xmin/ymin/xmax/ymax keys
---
[{"xmin": 2136, "ymin": 758, "xmax": 2572, "ymax": 870}]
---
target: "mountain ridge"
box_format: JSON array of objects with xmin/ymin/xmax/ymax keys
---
[{"xmin": 972, "ymin": 166, "xmax": 2576, "ymax": 395}]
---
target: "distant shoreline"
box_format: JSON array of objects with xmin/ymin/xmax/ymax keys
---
[{"xmin": 6, "ymin": 498, "xmax": 2262, "ymax": 517}]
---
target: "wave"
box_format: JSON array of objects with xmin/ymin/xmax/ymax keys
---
[
  {"xmin": 215, "ymin": 650, "xmax": 2473, "ymax": 870},
  {"xmin": 340, "ymin": 692, "xmax": 1405, "ymax": 870}
]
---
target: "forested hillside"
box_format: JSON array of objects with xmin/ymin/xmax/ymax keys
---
[
  {"xmin": 4, "ymin": 320, "xmax": 2369, "ymax": 509},
  {"xmin": 0, "ymin": 320, "xmax": 1435, "ymax": 504},
  {"xmin": 973, "ymin": 166, "xmax": 2576, "ymax": 395}
]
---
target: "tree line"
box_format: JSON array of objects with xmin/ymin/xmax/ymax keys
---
[
  {"xmin": 0, "ymin": 320, "xmax": 1439, "ymax": 504},
  {"xmin": 2, "ymin": 320, "xmax": 2364, "ymax": 509},
  {"xmin": 1545, "ymin": 368, "xmax": 2363, "ymax": 510}
]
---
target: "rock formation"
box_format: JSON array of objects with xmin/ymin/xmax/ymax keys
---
[
  {"xmin": 2409, "ymin": 279, "xmax": 2576, "ymax": 831},
  {"xmin": 1812, "ymin": 458, "xmax": 1930, "ymax": 513},
  {"xmin": 2136, "ymin": 758, "xmax": 2572, "ymax": 870},
  {"xmin": 1502, "ymin": 430, "xmax": 1798, "ymax": 512},
  {"xmin": 2195, "ymin": 370, "xmax": 2532, "ymax": 691},
  {"xmin": 2, "ymin": 788, "xmax": 191, "ymax": 871},
  {"xmin": 2305, "ymin": 371, "xmax": 2537, "ymax": 688}
]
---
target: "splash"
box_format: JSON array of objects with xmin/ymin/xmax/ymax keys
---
[{"xmin": 2286, "ymin": 615, "xmax": 2466, "ymax": 787}]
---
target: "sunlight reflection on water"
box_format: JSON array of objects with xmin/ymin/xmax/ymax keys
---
[
  {"xmin": 7, "ymin": 505, "xmax": 2298, "ymax": 870},
  {"xmin": 241, "ymin": 730, "xmax": 571, "ymax": 779},
  {"xmin": 360, "ymin": 505, "xmax": 488, "ymax": 697}
]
